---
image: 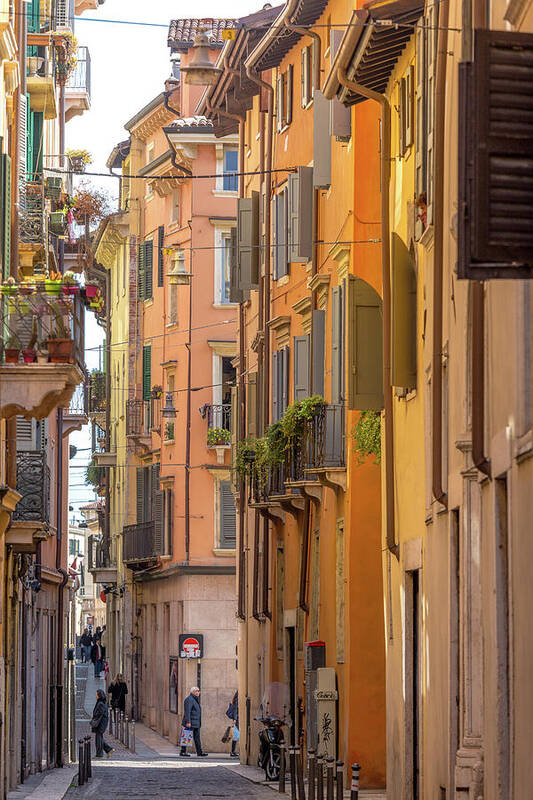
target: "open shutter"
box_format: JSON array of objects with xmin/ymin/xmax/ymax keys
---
[
  {"xmin": 228, "ymin": 226, "xmax": 242, "ymax": 302},
  {"xmin": 153, "ymin": 488, "xmax": 164, "ymax": 555},
  {"xmin": 391, "ymin": 233, "xmax": 417, "ymax": 389},
  {"xmin": 0, "ymin": 155, "xmax": 11, "ymax": 280},
  {"xmin": 347, "ymin": 276, "xmax": 384, "ymax": 410},
  {"xmin": 28, "ymin": 0, "xmax": 40, "ymax": 32},
  {"xmin": 16, "ymin": 416, "xmax": 37, "ymax": 451},
  {"xmin": 415, "ymin": 20, "xmax": 426, "ymax": 239},
  {"xmin": 313, "ymin": 91, "xmax": 332, "ymax": 189},
  {"xmin": 142, "ymin": 345, "xmax": 151, "ymax": 401},
  {"xmin": 293, "ymin": 335, "xmax": 310, "ymax": 401},
  {"xmin": 220, "ymin": 480, "xmax": 236, "ymax": 549},
  {"xmin": 281, "ymin": 347, "xmax": 289, "ymax": 415},
  {"xmin": 137, "ymin": 243, "xmax": 145, "ymax": 300},
  {"xmin": 286, "ymin": 64, "xmax": 293, "ymax": 126},
  {"xmin": 19, "ymin": 95, "xmax": 27, "ymax": 211},
  {"xmin": 276, "ymin": 74, "xmax": 283, "ymax": 132},
  {"xmin": 237, "ymin": 193, "xmax": 259, "ymax": 291},
  {"xmin": 289, "ymin": 167, "xmax": 313, "ymax": 262},
  {"xmin": 331, "ymin": 286, "xmax": 340, "ymax": 403},
  {"xmin": 301, "ymin": 47, "xmax": 308, "ymax": 107},
  {"xmin": 144, "ymin": 240, "xmax": 153, "ymax": 299},
  {"xmin": 405, "ymin": 66, "xmax": 414, "ymax": 149},
  {"xmin": 272, "ymin": 350, "xmax": 279, "ymax": 421},
  {"xmin": 165, "ymin": 489, "xmax": 173, "ymax": 555},
  {"xmin": 311, "ymin": 309, "xmax": 325, "ymax": 397},
  {"xmin": 157, "ymin": 226, "xmax": 164, "ymax": 287},
  {"xmin": 136, "ymin": 467, "xmax": 145, "ymax": 524},
  {"xmin": 278, "ymin": 187, "xmax": 288, "ymax": 277},
  {"xmin": 247, "ymin": 372, "xmax": 258, "ymax": 437},
  {"xmin": 272, "ymin": 193, "xmax": 279, "ymax": 280},
  {"xmin": 425, "ymin": 1, "xmax": 437, "ymax": 226}
]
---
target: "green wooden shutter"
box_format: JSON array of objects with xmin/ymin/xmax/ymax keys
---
[
  {"xmin": 137, "ymin": 243, "xmax": 145, "ymax": 300},
  {"xmin": 142, "ymin": 345, "xmax": 151, "ymax": 401},
  {"xmin": 311, "ymin": 309, "xmax": 325, "ymax": 397},
  {"xmin": 153, "ymin": 468, "xmax": 164, "ymax": 556},
  {"xmin": 237, "ymin": 193, "xmax": 259, "ymax": 291},
  {"xmin": 391, "ymin": 233, "xmax": 417, "ymax": 389},
  {"xmin": 136, "ymin": 467, "xmax": 145, "ymax": 523},
  {"xmin": 220, "ymin": 480, "xmax": 236, "ymax": 548},
  {"xmin": 144, "ymin": 240, "xmax": 153, "ymax": 299},
  {"xmin": 27, "ymin": 0, "xmax": 40, "ymax": 32},
  {"xmin": 157, "ymin": 226, "xmax": 164, "ymax": 287},
  {"xmin": 294, "ymin": 335, "xmax": 310, "ymax": 401},
  {"xmin": 247, "ymin": 372, "xmax": 258, "ymax": 437},
  {"xmin": 331, "ymin": 286, "xmax": 340, "ymax": 403},
  {"xmin": 0, "ymin": 154, "xmax": 11, "ymax": 280},
  {"xmin": 272, "ymin": 350, "xmax": 279, "ymax": 421},
  {"xmin": 26, "ymin": 107, "xmax": 34, "ymax": 180},
  {"xmin": 346, "ymin": 276, "xmax": 384, "ymax": 410}
]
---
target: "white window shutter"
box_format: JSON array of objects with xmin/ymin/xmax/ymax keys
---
[{"xmin": 19, "ymin": 94, "xmax": 27, "ymax": 212}]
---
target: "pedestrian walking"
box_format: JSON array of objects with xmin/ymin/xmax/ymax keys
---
[
  {"xmin": 108, "ymin": 673, "xmax": 128, "ymax": 712},
  {"xmin": 100, "ymin": 625, "xmax": 108, "ymax": 677},
  {"xmin": 180, "ymin": 687, "xmax": 208, "ymax": 757},
  {"xmin": 91, "ymin": 689, "xmax": 114, "ymax": 759},
  {"xmin": 91, "ymin": 639, "xmax": 103, "ymax": 678},
  {"xmin": 80, "ymin": 628, "xmax": 92, "ymax": 664},
  {"xmin": 226, "ymin": 691, "xmax": 239, "ymax": 758}
]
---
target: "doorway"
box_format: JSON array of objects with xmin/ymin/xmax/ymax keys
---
[{"xmin": 286, "ymin": 626, "xmax": 296, "ymax": 746}]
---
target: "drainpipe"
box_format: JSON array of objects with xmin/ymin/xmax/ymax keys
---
[
  {"xmin": 471, "ymin": 281, "xmax": 490, "ymax": 476},
  {"xmin": 163, "ymin": 92, "xmax": 192, "ymax": 178},
  {"xmin": 431, "ymin": 0, "xmax": 449, "ymax": 506},
  {"xmin": 184, "ymin": 219, "xmax": 193, "ymax": 562},
  {"xmin": 337, "ymin": 67, "xmax": 397, "ymax": 558},
  {"xmin": 284, "ymin": 23, "xmax": 321, "ymax": 90}
]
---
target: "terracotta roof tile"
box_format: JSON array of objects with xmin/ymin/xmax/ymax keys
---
[
  {"xmin": 167, "ymin": 115, "xmax": 214, "ymax": 130},
  {"xmin": 168, "ymin": 18, "xmax": 235, "ymax": 52}
]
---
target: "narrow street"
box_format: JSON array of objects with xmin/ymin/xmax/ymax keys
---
[{"xmin": 67, "ymin": 663, "xmax": 276, "ymax": 800}]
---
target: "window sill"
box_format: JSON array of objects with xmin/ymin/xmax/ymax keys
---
[
  {"xmin": 417, "ymin": 224, "xmax": 434, "ymax": 249},
  {"xmin": 163, "ymin": 438, "xmax": 175, "ymax": 446},
  {"xmin": 166, "ymin": 321, "xmax": 179, "ymax": 329},
  {"xmin": 213, "ymin": 302, "xmax": 238, "ymax": 309},
  {"xmin": 275, "ymin": 275, "xmax": 290, "ymax": 287},
  {"xmin": 213, "ymin": 548, "xmax": 236, "ymax": 557},
  {"xmin": 212, "ymin": 190, "xmax": 238, "ymax": 199},
  {"xmin": 143, "ymin": 298, "xmax": 154, "ymax": 307},
  {"xmin": 167, "ymin": 221, "xmax": 182, "ymax": 233}
]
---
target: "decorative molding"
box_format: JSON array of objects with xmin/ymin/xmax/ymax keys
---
[
  {"xmin": 0, "ymin": 364, "xmax": 83, "ymax": 420},
  {"xmin": 269, "ymin": 315, "xmax": 291, "ymax": 349},
  {"xmin": 207, "ymin": 340, "xmax": 237, "ymax": 357},
  {"xmin": 131, "ymin": 105, "xmax": 175, "ymax": 142},
  {"xmin": 307, "ymin": 273, "xmax": 331, "ymax": 311},
  {"xmin": 292, "ymin": 296, "xmax": 312, "ymax": 334},
  {"xmin": 251, "ymin": 330, "xmax": 264, "ymax": 353},
  {"xmin": 329, "ymin": 242, "xmax": 350, "ymax": 282}
]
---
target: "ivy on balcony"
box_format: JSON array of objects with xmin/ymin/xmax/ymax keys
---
[{"xmin": 351, "ymin": 410, "xmax": 381, "ymax": 464}]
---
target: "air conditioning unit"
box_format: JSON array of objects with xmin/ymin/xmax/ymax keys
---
[{"xmin": 54, "ymin": 0, "xmax": 75, "ymax": 29}]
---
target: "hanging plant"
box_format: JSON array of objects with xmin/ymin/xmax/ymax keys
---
[
  {"xmin": 66, "ymin": 148, "xmax": 93, "ymax": 174},
  {"xmin": 280, "ymin": 395, "xmax": 325, "ymax": 445},
  {"xmin": 71, "ymin": 181, "xmax": 111, "ymax": 225},
  {"xmin": 351, "ymin": 410, "xmax": 381, "ymax": 465}
]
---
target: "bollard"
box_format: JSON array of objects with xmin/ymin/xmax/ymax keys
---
[
  {"xmin": 85, "ymin": 736, "xmax": 92, "ymax": 779},
  {"xmin": 295, "ymin": 746, "xmax": 305, "ymax": 800},
  {"xmin": 125, "ymin": 716, "xmax": 130, "ymax": 749},
  {"xmin": 279, "ymin": 743, "xmax": 286, "ymax": 794},
  {"xmin": 316, "ymin": 755, "xmax": 324, "ymax": 800},
  {"xmin": 336, "ymin": 761, "xmax": 344, "ymax": 800},
  {"xmin": 120, "ymin": 712, "xmax": 124, "ymax": 744},
  {"xmin": 308, "ymin": 749, "xmax": 316, "ymax": 800},
  {"xmin": 78, "ymin": 739, "xmax": 85, "ymax": 785},
  {"xmin": 130, "ymin": 719, "xmax": 136, "ymax": 754},
  {"xmin": 350, "ymin": 763, "xmax": 361, "ymax": 800},
  {"xmin": 326, "ymin": 757, "xmax": 335, "ymax": 800},
  {"xmin": 289, "ymin": 747, "xmax": 297, "ymax": 800},
  {"xmin": 113, "ymin": 708, "xmax": 118, "ymax": 738},
  {"xmin": 109, "ymin": 708, "xmax": 113, "ymax": 737}
]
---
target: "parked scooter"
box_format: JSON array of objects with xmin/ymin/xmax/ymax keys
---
[{"xmin": 256, "ymin": 682, "xmax": 291, "ymax": 781}]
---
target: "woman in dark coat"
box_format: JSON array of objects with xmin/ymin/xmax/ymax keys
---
[
  {"xmin": 91, "ymin": 689, "xmax": 114, "ymax": 758},
  {"xmin": 226, "ymin": 691, "xmax": 239, "ymax": 757},
  {"xmin": 108, "ymin": 673, "xmax": 128, "ymax": 712}
]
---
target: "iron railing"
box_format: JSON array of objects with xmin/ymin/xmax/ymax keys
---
[
  {"xmin": 203, "ymin": 403, "xmax": 231, "ymax": 445},
  {"xmin": 13, "ymin": 451, "xmax": 50, "ymax": 523},
  {"xmin": 122, "ymin": 521, "xmax": 157, "ymax": 565},
  {"xmin": 89, "ymin": 372, "xmax": 106, "ymax": 413},
  {"xmin": 66, "ymin": 46, "xmax": 91, "ymax": 100},
  {"xmin": 19, "ymin": 181, "xmax": 45, "ymax": 245},
  {"xmin": 87, "ymin": 534, "xmax": 111, "ymax": 571},
  {"xmin": 126, "ymin": 397, "xmax": 161, "ymax": 436},
  {"xmin": 64, "ymin": 383, "xmax": 88, "ymax": 417}
]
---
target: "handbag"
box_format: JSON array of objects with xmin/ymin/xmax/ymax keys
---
[
  {"xmin": 221, "ymin": 726, "xmax": 231, "ymax": 744},
  {"xmin": 232, "ymin": 725, "xmax": 240, "ymax": 742},
  {"xmin": 179, "ymin": 727, "xmax": 194, "ymax": 747}
]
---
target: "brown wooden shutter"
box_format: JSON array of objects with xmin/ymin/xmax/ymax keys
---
[
  {"xmin": 237, "ymin": 193, "xmax": 259, "ymax": 290},
  {"xmin": 294, "ymin": 335, "xmax": 310, "ymax": 401},
  {"xmin": 281, "ymin": 347, "xmax": 290, "ymax": 415},
  {"xmin": 220, "ymin": 480, "xmax": 236, "ymax": 548},
  {"xmin": 229, "ymin": 226, "xmax": 243, "ymax": 302},
  {"xmin": 458, "ymin": 29, "xmax": 533, "ymax": 279},
  {"xmin": 346, "ymin": 276, "xmax": 384, "ymax": 410},
  {"xmin": 391, "ymin": 233, "xmax": 417, "ymax": 389},
  {"xmin": 311, "ymin": 309, "xmax": 325, "ymax": 397},
  {"xmin": 136, "ymin": 467, "xmax": 144, "ymax": 523},
  {"xmin": 137, "ymin": 243, "xmax": 145, "ymax": 300},
  {"xmin": 247, "ymin": 372, "xmax": 258, "ymax": 437},
  {"xmin": 289, "ymin": 167, "xmax": 313, "ymax": 263}
]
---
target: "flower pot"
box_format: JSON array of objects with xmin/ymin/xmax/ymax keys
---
[
  {"xmin": 5, "ymin": 349, "xmax": 19, "ymax": 363},
  {"xmin": 22, "ymin": 349, "xmax": 36, "ymax": 364},
  {"xmin": 0, "ymin": 286, "xmax": 17, "ymax": 296},
  {"xmin": 48, "ymin": 338, "xmax": 73, "ymax": 363},
  {"xmin": 19, "ymin": 284, "xmax": 36, "ymax": 295},
  {"xmin": 36, "ymin": 351, "xmax": 49, "ymax": 364},
  {"xmin": 70, "ymin": 157, "xmax": 86, "ymax": 174},
  {"xmin": 45, "ymin": 279, "xmax": 62, "ymax": 295},
  {"xmin": 61, "ymin": 285, "xmax": 79, "ymax": 296},
  {"xmin": 85, "ymin": 284, "xmax": 99, "ymax": 299}
]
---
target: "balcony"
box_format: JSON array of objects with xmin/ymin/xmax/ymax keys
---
[
  {"xmin": 26, "ymin": 57, "xmax": 57, "ymax": 119},
  {"xmin": 65, "ymin": 46, "xmax": 91, "ymax": 121},
  {"xmin": 88, "ymin": 370, "xmax": 106, "ymax": 428},
  {"xmin": 19, "ymin": 182, "xmax": 46, "ymax": 272},
  {"xmin": 62, "ymin": 382, "xmax": 88, "ymax": 437},
  {"xmin": 302, "ymin": 404, "xmax": 346, "ymax": 491},
  {"xmin": 122, "ymin": 521, "xmax": 159, "ymax": 569},
  {"xmin": 203, "ymin": 403, "xmax": 231, "ymax": 463},
  {"xmin": 7, "ymin": 451, "xmax": 50, "ymax": 552},
  {"xmin": 87, "ymin": 533, "xmax": 116, "ymax": 583},
  {"xmin": 0, "ymin": 291, "xmax": 85, "ymax": 419},
  {"xmin": 126, "ymin": 396, "xmax": 161, "ymax": 453}
]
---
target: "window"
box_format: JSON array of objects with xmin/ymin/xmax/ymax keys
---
[
  {"xmin": 415, "ymin": 4, "xmax": 437, "ymax": 235},
  {"xmin": 276, "ymin": 65, "xmax": 293, "ymax": 131},
  {"xmin": 171, "ymin": 187, "xmax": 180, "ymax": 224},
  {"xmin": 219, "ymin": 480, "xmax": 236, "ymax": 549},
  {"xmin": 301, "ymin": 45, "xmax": 313, "ymax": 107},
  {"xmin": 142, "ymin": 344, "xmax": 151, "ymax": 401},
  {"xmin": 223, "ymin": 148, "xmax": 238, "ymax": 192},
  {"xmin": 272, "ymin": 347, "xmax": 289, "ymax": 421},
  {"xmin": 399, "ymin": 66, "xmax": 414, "ymax": 156},
  {"xmin": 331, "ymin": 283, "xmax": 346, "ymax": 404},
  {"xmin": 220, "ymin": 235, "xmax": 232, "ymax": 304},
  {"xmin": 272, "ymin": 187, "xmax": 288, "ymax": 279},
  {"xmin": 137, "ymin": 240, "xmax": 153, "ymax": 300}
]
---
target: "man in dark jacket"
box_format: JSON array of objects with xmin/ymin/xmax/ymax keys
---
[
  {"xmin": 91, "ymin": 689, "xmax": 114, "ymax": 758},
  {"xmin": 80, "ymin": 629, "xmax": 92, "ymax": 663},
  {"xmin": 180, "ymin": 687, "xmax": 208, "ymax": 757}
]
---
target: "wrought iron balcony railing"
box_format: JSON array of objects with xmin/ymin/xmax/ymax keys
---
[
  {"xmin": 88, "ymin": 372, "xmax": 106, "ymax": 413},
  {"xmin": 66, "ymin": 45, "xmax": 91, "ymax": 99},
  {"xmin": 64, "ymin": 383, "xmax": 88, "ymax": 417},
  {"xmin": 203, "ymin": 403, "xmax": 231, "ymax": 446},
  {"xmin": 126, "ymin": 396, "xmax": 161, "ymax": 437},
  {"xmin": 13, "ymin": 451, "xmax": 50, "ymax": 524},
  {"xmin": 20, "ymin": 181, "xmax": 45, "ymax": 245},
  {"xmin": 122, "ymin": 521, "xmax": 158, "ymax": 566},
  {"xmin": 87, "ymin": 533, "xmax": 112, "ymax": 571}
]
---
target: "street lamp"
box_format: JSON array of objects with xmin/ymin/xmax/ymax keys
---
[{"xmin": 161, "ymin": 392, "xmax": 177, "ymax": 419}]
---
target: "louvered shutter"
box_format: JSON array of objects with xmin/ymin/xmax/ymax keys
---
[
  {"xmin": 301, "ymin": 48, "xmax": 308, "ymax": 107},
  {"xmin": 220, "ymin": 480, "xmax": 236, "ymax": 548},
  {"xmin": 237, "ymin": 193, "xmax": 259, "ymax": 291},
  {"xmin": 28, "ymin": 0, "xmax": 40, "ymax": 32},
  {"xmin": 247, "ymin": 372, "xmax": 258, "ymax": 437},
  {"xmin": 0, "ymin": 154, "xmax": 11, "ymax": 280},
  {"xmin": 165, "ymin": 489, "xmax": 173, "ymax": 555},
  {"xmin": 391, "ymin": 233, "xmax": 417, "ymax": 389},
  {"xmin": 16, "ymin": 416, "xmax": 37, "ymax": 451},
  {"xmin": 144, "ymin": 240, "xmax": 153, "ymax": 299},
  {"xmin": 276, "ymin": 75, "xmax": 283, "ymax": 132},
  {"xmin": 289, "ymin": 167, "xmax": 312, "ymax": 263},
  {"xmin": 278, "ymin": 188, "xmax": 288, "ymax": 277},
  {"xmin": 347, "ymin": 276, "xmax": 384, "ymax": 410},
  {"xmin": 19, "ymin": 96, "xmax": 27, "ymax": 212},
  {"xmin": 157, "ymin": 226, "xmax": 164, "ymax": 287},
  {"xmin": 286, "ymin": 65, "xmax": 293, "ymax": 126},
  {"xmin": 136, "ymin": 467, "xmax": 145, "ymax": 524},
  {"xmin": 415, "ymin": 20, "xmax": 426, "ymax": 240},
  {"xmin": 228, "ymin": 226, "xmax": 242, "ymax": 302},
  {"xmin": 405, "ymin": 66, "xmax": 414, "ymax": 148},
  {"xmin": 331, "ymin": 286, "xmax": 341, "ymax": 403},
  {"xmin": 272, "ymin": 193, "xmax": 280, "ymax": 279},
  {"xmin": 272, "ymin": 350, "xmax": 279, "ymax": 421},
  {"xmin": 339, "ymin": 281, "xmax": 346, "ymax": 401},
  {"xmin": 313, "ymin": 91, "xmax": 332, "ymax": 189},
  {"xmin": 311, "ymin": 309, "xmax": 325, "ymax": 397},
  {"xmin": 281, "ymin": 347, "xmax": 289, "ymax": 415},
  {"xmin": 458, "ymin": 30, "xmax": 533, "ymax": 278},
  {"xmin": 137, "ymin": 243, "xmax": 145, "ymax": 300},
  {"xmin": 293, "ymin": 335, "xmax": 310, "ymax": 401},
  {"xmin": 425, "ymin": 2, "xmax": 436, "ymax": 226},
  {"xmin": 153, "ymin": 488, "xmax": 164, "ymax": 555},
  {"xmin": 142, "ymin": 345, "xmax": 151, "ymax": 401}
]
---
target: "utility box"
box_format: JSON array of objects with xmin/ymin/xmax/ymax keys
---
[
  {"xmin": 315, "ymin": 667, "xmax": 337, "ymax": 759},
  {"xmin": 304, "ymin": 641, "xmax": 326, "ymax": 750}
]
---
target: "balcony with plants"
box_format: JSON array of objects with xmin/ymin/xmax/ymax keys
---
[
  {"xmin": 202, "ymin": 402, "xmax": 231, "ymax": 463},
  {"xmin": 0, "ymin": 278, "xmax": 90, "ymax": 419},
  {"xmin": 65, "ymin": 45, "xmax": 91, "ymax": 121},
  {"xmin": 87, "ymin": 532, "xmax": 116, "ymax": 583}
]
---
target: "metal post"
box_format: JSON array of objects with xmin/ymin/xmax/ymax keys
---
[
  {"xmin": 130, "ymin": 720, "xmax": 136, "ymax": 753},
  {"xmin": 125, "ymin": 716, "xmax": 129, "ymax": 749},
  {"xmin": 350, "ymin": 763, "xmax": 360, "ymax": 800},
  {"xmin": 289, "ymin": 747, "xmax": 297, "ymax": 800},
  {"xmin": 336, "ymin": 761, "xmax": 343, "ymax": 800},
  {"xmin": 295, "ymin": 747, "xmax": 305, "ymax": 800},
  {"xmin": 326, "ymin": 758, "xmax": 335, "ymax": 800},
  {"xmin": 279, "ymin": 743, "xmax": 286, "ymax": 793},
  {"xmin": 78, "ymin": 739, "xmax": 85, "ymax": 785},
  {"xmin": 120, "ymin": 712, "xmax": 124, "ymax": 743},
  {"xmin": 113, "ymin": 708, "xmax": 118, "ymax": 738},
  {"xmin": 308, "ymin": 749, "xmax": 316, "ymax": 800},
  {"xmin": 85, "ymin": 736, "xmax": 92, "ymax": 779},
  {"xmin": 317, "ymin": 756, "xmax": 324, "ymax": 800}
]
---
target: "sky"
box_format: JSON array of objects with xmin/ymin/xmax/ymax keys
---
[{"xmin": 67, "ymin": 0, "xmax": 261, "ymax": 521}]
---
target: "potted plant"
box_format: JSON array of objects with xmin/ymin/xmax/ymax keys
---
[
  {"xmin": 22, "ymin": 316, "xmax": 38, "ymax": 363},
  {"xmin": 0, "ymin": 277, "xmax": 17, "ymax": 297},
  {"xmin": 72, "ymin": 183, "xmax": 110, "ymax": 226},
  {"xmin": 49, "ymin": 211, "xmax": 67, "ymax": 235},
  {"xmin": 4, "ymin": 333, "xmax": 20, "ymax": 363},
  {"xmin": 66, "ymin": 148, "xmax": 92, "ymax": 174},
  {"xmin": 48, "ymin": 305, "xmax": 73, "ymax": 363},
  {"xmin": 85, "ymin": 283, "xmax": 99, "ymax": 299},
  {"xmin": 207, "ymin": 426, "xmax": 231, "ymax": 447},
  {"xmin": 45, "ymin": 271, "xmax": 63, "ymax": 295},
  {"xmin": 62, "ymin": 271, "xmax": 80, "ymax": 295},
  {"xmin": 45, "ymin": 177, "xmax": 63, "ymax": 201},
  {"xmin": 19, "ymin": 278, "xmax": 36, "ymax": 295},
  {"xmin": 36, "ymin": 339, "xmax": 49, "ymax": 364}
]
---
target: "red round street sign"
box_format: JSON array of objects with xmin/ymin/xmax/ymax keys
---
[{"xmin": 179, "ymin": 634, "xmax": 203, "ymax": 658}]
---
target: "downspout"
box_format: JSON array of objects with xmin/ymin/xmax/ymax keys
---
[
  {"xmin": 185, "ymin": 219, "xmax": 193, "ymax": 562},
  {"xmin": 431, "ymin": 0, "xmax": 449, "ymax": 506},
  {"xmin": 163, "ymin": 92, "xmax": 192, "ymax": 178},
  {"xmin": 471, "ymin": 281, "xmax": 490, "ymax": 476},
  {"xmin": 337, "ymin": 67, "xmax": 397, "ymax": 558},
  {"xmin": 284, "ymin": 23, "xmax": 321, "ymax": 90}
]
